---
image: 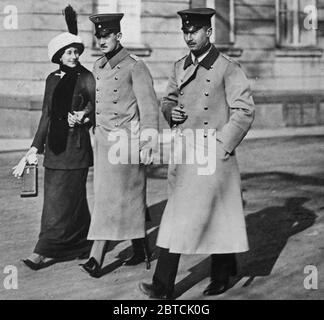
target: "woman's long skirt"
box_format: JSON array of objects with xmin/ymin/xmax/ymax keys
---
[{"xmin": 34, "ymin": 168, "xmax": 92, "ymax": 259}]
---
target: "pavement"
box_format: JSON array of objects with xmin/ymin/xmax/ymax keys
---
[{"xmin": 0, "ymin": 132, "xmax": 324, "ymax": 300}]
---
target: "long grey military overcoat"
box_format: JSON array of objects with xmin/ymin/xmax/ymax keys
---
[
  {"xmin": 87, "ymin": 48, "xmax": 159, "ymax": 240},
  {"xmin": 157, "ymin": 45, "xmax": 255, "ymax": 254}
]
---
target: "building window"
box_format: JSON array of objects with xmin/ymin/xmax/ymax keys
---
[
  {"xmin": 276, "ymin": 0, "xmax": 317, "ymax": 48},
  {"xmin": 95, "ymin": 0, "xmax": 142, "ymax": 46},
  {"xmin": 190, "ymin": 0, "xmax": 235, "ymax": 45}
]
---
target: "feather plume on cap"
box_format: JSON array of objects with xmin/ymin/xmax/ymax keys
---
[{"xmin": 63, "ymin": 5, "xmax": 78, "ymax": 35}]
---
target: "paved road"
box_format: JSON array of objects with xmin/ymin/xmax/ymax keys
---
[{"xmin": 0, "ymin": 136, "xmax": 323, "ymax": 300}]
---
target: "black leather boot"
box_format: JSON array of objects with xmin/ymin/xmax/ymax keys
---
[
  {"xmin": 203, "ymin": 253, "xmax": 237, "ymax": 296},
  {"xmin": 139, "ymin": 282, "xmax": 173, "ymax": 300},
  {"xmin": 123, "ymin": 237, "xmax": 151, "ymax": 269}
]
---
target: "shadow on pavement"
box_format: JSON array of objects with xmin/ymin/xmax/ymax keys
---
[
  {"xmin": 237, "ymin": 196, "xmax": 316, "ymax": 282},
  {"xmin": 173, "ymin": 196, "xmax": 316, "ymax": 298},
  {"xmin": 242, "ymin": 171, "xmax": 324, "ymax": 187},
  {"xmin": 91, "ymin": 171, "xmax": 319, "ymax": 290}
]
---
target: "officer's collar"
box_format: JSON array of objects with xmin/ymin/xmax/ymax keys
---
[
  {"xmin": 184, "ymin": 45, "xmax": 219, "ymax": 70},
  {"xmin": 98, "ymin": 47, "xmax": 129, "ymax": 69}
]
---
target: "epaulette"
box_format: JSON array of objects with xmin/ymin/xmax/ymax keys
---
[
  {"xmin": 130, "ymin": 54, "xmax": 140, "ymax": 61},
  {"xmin": 221, "ymin": 53, "xmax": 241, "ymax": 67}
]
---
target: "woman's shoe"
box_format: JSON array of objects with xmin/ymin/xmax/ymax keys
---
[
  {"xmin": 21, "ymin": 257, "xmax": 57, "ymax": 271},
  {"xmin": 79, "ymin": 257, "xmax": 101, "ymax": 278}
]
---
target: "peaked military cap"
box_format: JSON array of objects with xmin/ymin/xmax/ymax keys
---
[
  {"xmin": 177, "ymin": 8, "xmax": 216, "ymax": 32},
  {"xmin": 89, "ymin": 13, "xmax": 124, "ymax": 37}
]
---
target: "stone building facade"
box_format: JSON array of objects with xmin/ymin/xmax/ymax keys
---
[{"xmin": 0, "ymin": 0, "xmax": 323, "ymax": 138}]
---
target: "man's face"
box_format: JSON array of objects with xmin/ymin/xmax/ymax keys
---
[
  {"xmin": 183, "ymin": 26, "xmax": 212, "ymax": 53},
  {"xmin": 96, "ymin": 32, "xmax": 121, "ymax": 54}
]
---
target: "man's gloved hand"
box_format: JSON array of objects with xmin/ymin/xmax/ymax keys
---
[{"xmin": 171, "ymin": 106, "xmax": 188, "ymax": 124}]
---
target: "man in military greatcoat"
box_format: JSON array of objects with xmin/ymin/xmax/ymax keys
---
[
  {"xmin": 80, "ymin": 13, "xmax": 159, "ymax": 277},
  {"xmin": 139, "ymin": 8, "xmax": 255, "ymax": 298}
]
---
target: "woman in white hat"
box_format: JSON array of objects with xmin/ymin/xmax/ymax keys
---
[{"xmin": 13, "ymin": 6, "xmax": 95, "ymax": 270}]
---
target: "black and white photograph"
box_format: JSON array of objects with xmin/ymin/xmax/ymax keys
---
[{"xmin": 0, "ymin": 0, "xmax": 323, "ymax": 305}]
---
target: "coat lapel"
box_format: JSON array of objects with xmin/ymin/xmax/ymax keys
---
[
  {"xmin": 109, "ymin": 48, "xmax": 129, "ymax": 69},
  {"xmin": 178, "ymin": 63, "xmax": 199, "ymax": 90},
  {"xmin": 98, "ymin": 55, "xmax": 108, "ymax": 69},
  {"xmin": 97, "ymin": 48, "xmax": 130, "ymax": 70},
  {"xmin": 199, "ymin": 45, "xmax": 220, "ymax": 70},
  {"xmin": 178, "ymin": 46, "xmax": 220, "ymax": 90}
]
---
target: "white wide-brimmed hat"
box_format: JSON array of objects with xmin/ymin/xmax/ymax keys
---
[{"xmin": 48, "ymin": 32, "xmax": 84, "ymax": 64}]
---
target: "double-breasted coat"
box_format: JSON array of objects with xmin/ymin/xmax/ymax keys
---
[
  {"xmin": 87, "ymin": 48, "xmax": 159, "ymax": 240},
  {"xmin": 156, "ymin": 45, "xmax": 255, "ymax": 254}
]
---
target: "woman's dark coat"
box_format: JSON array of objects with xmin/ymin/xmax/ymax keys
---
[{"xmin": 32, "ymin": 65, "xmax": 95, "ymax": 169}]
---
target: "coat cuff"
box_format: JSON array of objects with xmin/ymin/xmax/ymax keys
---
[{"xmin": 217, "ymin": 122, "xmax": 248, "ymax": 154}]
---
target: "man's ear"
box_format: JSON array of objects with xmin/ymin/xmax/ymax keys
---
[
  {"xmin": 206, "ymin": 27, "xmax": 213, "ymax": 38},
  {"xmin": 116, "ymin": 32, "xmax": 123, "ymax": 41}
]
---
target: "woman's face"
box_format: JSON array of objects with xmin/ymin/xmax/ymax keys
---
[{"xmin": 60, "ymin": 47, "xmax": 80, "ymax": 68}]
